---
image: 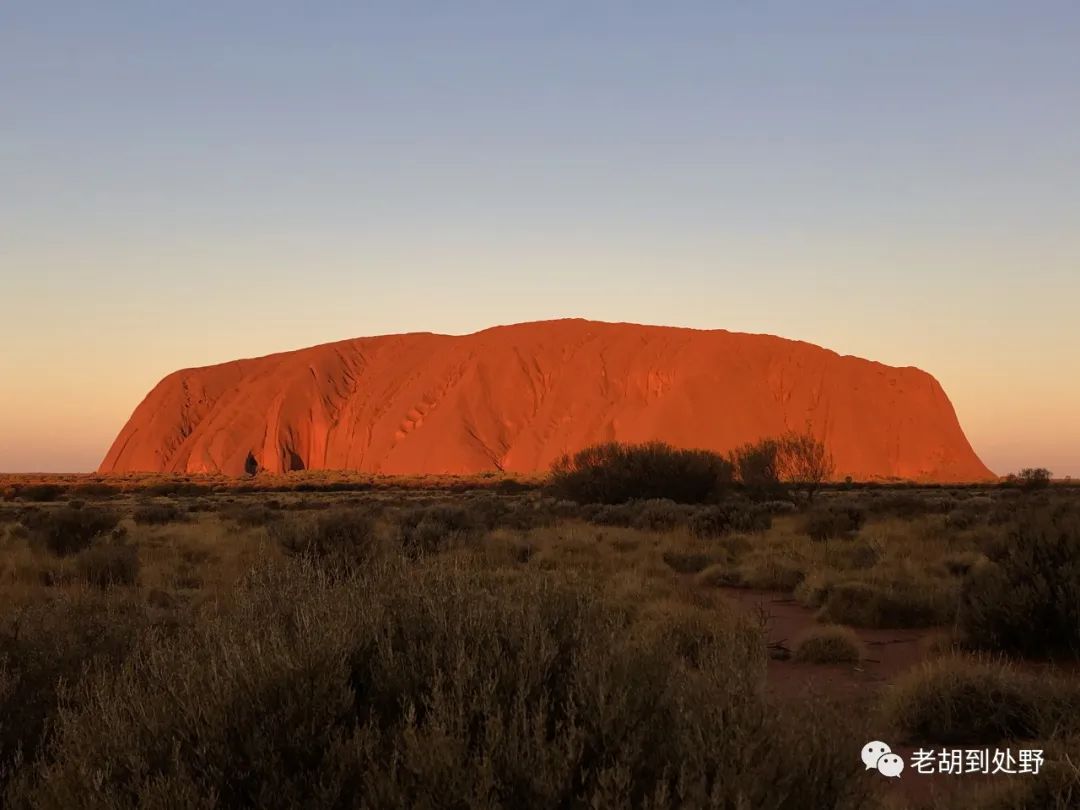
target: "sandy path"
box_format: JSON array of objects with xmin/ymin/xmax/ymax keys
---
[{"xmin": 717, "ymin": 587, "xmax": 1031, "ymax": 807}]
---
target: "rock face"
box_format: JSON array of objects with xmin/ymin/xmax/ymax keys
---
[{"xmin": 100, "ymin": 319, "xmax": 993, "ymax": 482}]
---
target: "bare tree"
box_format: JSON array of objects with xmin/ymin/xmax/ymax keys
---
[{"xmin": 776, "ymin": 431, "xmax": 835, "ymax": 502}]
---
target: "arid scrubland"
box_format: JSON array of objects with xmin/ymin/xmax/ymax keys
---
[{"xmin": 1, "ymin": 455, "xmax": 1078, "ymax": 809}]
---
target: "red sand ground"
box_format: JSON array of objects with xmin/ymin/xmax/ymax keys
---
[
  {"xmin": 722, "ymin": 588, "xmax": 1038, "ymax": 806},
  {"xmin": 100, "ymin": 319, "xmax": 994, "ymax": 482}
]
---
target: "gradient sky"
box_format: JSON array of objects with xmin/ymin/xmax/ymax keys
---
[{"xmin": 2, "ymin": 2, "xmax": 1078, "ymax": 476}]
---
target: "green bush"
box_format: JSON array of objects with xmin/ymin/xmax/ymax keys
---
[
  {"xmin": 7, "ymin": 562, "xmax": 872, "ymax": 809},
  {"xmin": 957, "ymin": 505, "xmax": 1080, "ymax": 658},
  {"xmin": 23, "ymin": 506, "xmax": 122, "ymax": 557},
  {"xmin": 550, "ymin": 441, "xmax": 734, "ymax": 504}
]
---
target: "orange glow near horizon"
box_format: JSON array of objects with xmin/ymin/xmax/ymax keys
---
[{"xmin": 3, "ymin": 5, "xmax": 1078, "ymax": 477}]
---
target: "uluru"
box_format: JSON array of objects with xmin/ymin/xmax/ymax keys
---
[{"xmin": 99, "ymin": 319, "xmax": 994, "ymax": 482}]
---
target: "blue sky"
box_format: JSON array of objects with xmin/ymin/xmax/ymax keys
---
[{"xmin": 2, "ymin": 2, "xmax": 1078, "ymax": 474}]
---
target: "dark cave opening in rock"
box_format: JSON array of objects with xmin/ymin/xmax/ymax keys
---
[
  {"xmin": 286, "ymin": 449, "xmax": 306, "ymax": 472},
  {"xmin": 244, "ymin": 452, "xmax": 258, "ymax": 476}
]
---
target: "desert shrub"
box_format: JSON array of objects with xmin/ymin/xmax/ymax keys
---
[
  {"xmin": 689, "ymin": 503, "xmax": 772, "ymax": 538},
  {"xmin": 582, "ymin": 502, "xmax": 636, "ymax": 527},
  {"xmin": 482, "ymin": 530, "xmax": 537, "ymax": 566},
  {"xmin": 132, "ymin": 501, "xmax": 189, "ymax": 526},
  {"xmin": 660, "ymin": 550, "xmax": 717, "ymax": 574},
  {"xmin": 957, "ymin": 504, "xmax": 1080, "ymax": 659},
  {"xmin": 219, "ymin": 502, "xmax": 281, "ymax": 528},
  {"xmin": 23, "ymin": 506, "xmax": 122, "ymax": 557},
  {"xmin": 7, "ymin": 562, "xmax": 872, "ymax": 809},
  {"xmin": 465, "ymin": 495, "xmax": 557, "ymax": 532},
  {"xmin": 145, "ymin": 481, "xmax": 212, "ymax": 497},
  {"xmin": 168, "ymin": 562, "xmax": 205, "ymax": 590},
  {"xmin": 817, "ymin": 577, "xmax": 955, "ymax": 629},
  {"xmin": 269, "ymin": 509, "xmax": 380, "ymax": 570},
  {"xmin": 631, "ymin": 498, "xmax": 695, "ymax": 531},
  {"xmin": 17, "ymin": 484, "xmax": 65, "ymax": 502},
  {"xmin": 452, "ymin": 494, "xmax": 501, "ymax": 528},
  {"xmin": 74, "ymin": 542, "xmax": 140, "ymax": 588},
  {"xmin": 490, "ymin": 477, "xmax": 529, "ymax": 494},
  {"xmin": 729, "ymin": 438, "xmax": 785, "ymax": 499},
  {"xmin": 801, "ymin": 505, "xmax": 866, "ymax": 542},
  {"xmin": 863, "ymin": 491, "xmax": 950, "ymax": 520},
  {"xmin": 70, "ymin": 482, "xmax": 120, "ymax": 499},
  {"xmin": 1003, "ymin": 467, "xmax": 1053, "ymax": 491},
  {"xmin": 761, "ymin": 499, "xmax": 798, "ymax": 515},
  {"xmin": 794, "ymin": 570, "xmax": 837, "ymax": 609},
  {"xmin": 0, "ymin": 593, "xmax": 150, "ymax": 795},
  {"xmin": 718, "ymin": 532, "xmax": 755, "ymax": 558},
  {"xmin": 737, "ymin": 557, "xmax": 806, "ymax": 591},
  {"xmin": 729, "ymin": 433, "xmax": 835, "ymax": 501},
  {"xmin": 395, "ymin": 504, "xmax": 479, "ymax": 557},
  {"xmin": 956, "ymin": 738, "xmax": 1080, "ymax": 810},
  {"xmin": 793, "ymin": 625, "xmax": 864, "ymax": 664},
  {"xmin": 695, "ymin": 562, "xmax": 742, "ymax": 588},
  {"xmin": 7, "ymin": 523, "xmax": 30, "ymax": 541},
  {"xmin": 945, "ymin": 497, "xmax": 992, "ymax": 530},
  {"xmin": 502, "ymin": 502, "xmax": 557, "ymax": 531},
  {"xmin": 939, "ymin": 551, "xmax": 985, "ymax": 577},
  {"xmin": 828, "ymin": 539, "xmax": 881, "ymax": 570},
  {"xmin": 550, "ymin": 441, "xmax": 734, "ymax": 504},
  {"xmin": 549, "ymin": 499, "xmax": 582, "ymax": 519},
  {"xmin": 882, "ymin": 655, "xmax": 1078, "ymax": 744}
]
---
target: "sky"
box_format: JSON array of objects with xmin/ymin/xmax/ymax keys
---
[{"xmin": 2, "ymin": 1, "xmax": 1078, "ymax": 476}]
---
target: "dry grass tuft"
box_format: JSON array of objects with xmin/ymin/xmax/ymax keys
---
[
  {"xmin": 793, "ymin": 625, "xmax": 865, "ymax": 664},
  {"xmin": 883, "ymin": 654, "xmax": 1080, "ymax": 745}
]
